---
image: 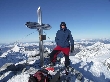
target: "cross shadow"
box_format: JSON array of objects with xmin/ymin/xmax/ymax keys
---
[
  {"xmin": 0, "ymin": 46, "xmax": 28, "ymax": 81},
  {"xmin": 0, "ymin": 63, "xmax": 26, "ymax": 82}
]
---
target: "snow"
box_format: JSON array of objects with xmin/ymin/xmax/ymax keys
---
[
  {"xmin": 0, "ymin": 39, "xmax": 110, "ymax": 82},
  {"xmin": 11, "ymin": 45, "xmax": 20, "ymax": 52},
  {"xmin": 8, "ymin": 73, "xmax": 29, "ymax": 82}
]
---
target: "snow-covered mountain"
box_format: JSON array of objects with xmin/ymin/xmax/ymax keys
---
[
  {"xmin": 73, "ymin": 41, "xmax": 110, "ymax": 82},
  {"xmin": 0, "ymin": 39, "xmax": 110, "ymax": 82}
]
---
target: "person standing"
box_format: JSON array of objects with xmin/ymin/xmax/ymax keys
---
[{"xmin": 49, "ymin": 22, "xmax": 74, "ymax": 68}]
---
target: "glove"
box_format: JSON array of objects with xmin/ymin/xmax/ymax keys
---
[{"xmin": 71, "ymin": 44, "xmax": 74, "ymax": 53}]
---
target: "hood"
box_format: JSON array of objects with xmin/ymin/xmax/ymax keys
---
[{"xmin": 60, "ymin": 22, "xmax": 67, "ymax": 30}]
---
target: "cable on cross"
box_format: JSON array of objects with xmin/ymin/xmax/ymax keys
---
[{"xmin": 15, "ymin": 30, "xmax": 37, "ymax": 44}]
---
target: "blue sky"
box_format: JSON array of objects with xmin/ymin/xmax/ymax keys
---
[{"xmin": 0, "ymin": 0, "xmax": 110, "ymax": 43}]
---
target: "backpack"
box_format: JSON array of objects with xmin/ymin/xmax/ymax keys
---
[{"xmin": 28, "ymin": 69, "xmax": 52, "ymax": 82}]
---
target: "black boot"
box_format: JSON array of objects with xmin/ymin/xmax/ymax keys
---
[
  {"xmin": 49, "ymin": 62, "xmax": 55, "ymax": 66},
  {"xmin": 65, "ymin": 65, "xmax": 72, "ymax": 72}
]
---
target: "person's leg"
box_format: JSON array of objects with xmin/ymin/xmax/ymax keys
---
[
  {"xmin": 64, "ymin": 54, "xmax": 70, "ymax": 67},
  {"xmin": 49, "ymin": 46, "xmax": 62, "ymax": 65},
  {"xmin": 50, "ymin": 50, "xmax": 61, "ymax": 63},
  {"xmin": 61, "ymin": 47, "xmax": 70, "ymax": 67}
]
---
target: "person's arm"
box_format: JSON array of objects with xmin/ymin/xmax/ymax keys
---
[
  {"xmin": 68, "ymin": 30, "xmax": 74, "ymax": 52},
  {"xmin": 55, "ymin": 30, "xmax": 59, "ymax": 45},
  {"xmin": 69, "ymin": 30, "xmax": 74, "ymax": 45}
]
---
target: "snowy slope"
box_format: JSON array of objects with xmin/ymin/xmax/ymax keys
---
[
  {"xmin": 74, "ymin": 41, "xmax": 110, "ymax": 82},
  {"xmin": 0, "ymin": 40, "xmax": 110, "ymax": 82}
]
